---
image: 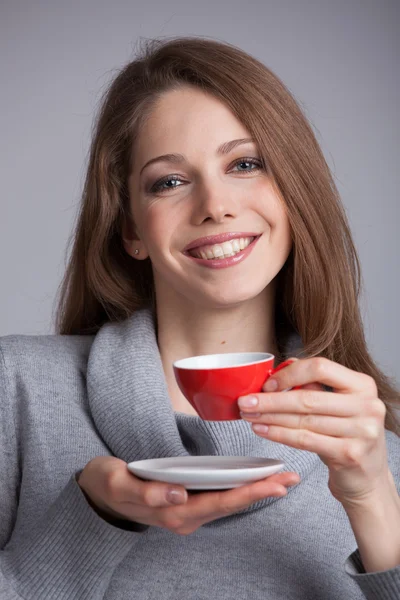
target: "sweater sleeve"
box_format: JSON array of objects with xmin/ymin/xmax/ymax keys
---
[
  {"xmin": 344, "ymin": 549, "xmax": 400, "ymax": 600},
  {"xmin": 0, "ymin": 344, "xmax": 142, "ymax": 600}
]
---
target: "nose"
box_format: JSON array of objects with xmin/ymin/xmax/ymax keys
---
[{"xmin": 190, "ymin": 179, "xmax": 240, "ymax": 225}]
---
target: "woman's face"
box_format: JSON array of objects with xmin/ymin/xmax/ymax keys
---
[{"xmin": 126, "ymin": 86, "xmax": 292, "ymax": 309}]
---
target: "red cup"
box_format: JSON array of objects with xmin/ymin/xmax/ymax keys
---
[{"xmin": 173, "ymin": 353, "xmax": 295, "ymax": 421}]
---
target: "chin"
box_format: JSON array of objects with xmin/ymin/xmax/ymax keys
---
[{"xmin": 190, "ymin": 284, "xmax": 269, "ymax": 309}]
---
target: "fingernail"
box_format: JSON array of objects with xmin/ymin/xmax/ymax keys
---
[
  {"xmin": 238, "ymin": 396, "xmax": 258, "ymax": 408},
  {"xmin": 253, "ymin": 424, "xmax": 269, "ymax": 434},
  {"xmin": 264, "ymin": 378, "xmax": 278, "ymax": 392},
  {"xmin": 289, "ymin": 476, "xmax": 301, "ymax": 486},
  {"xmin": 166, "ymin": 488, "xmax": 186, "ymax": 505}
]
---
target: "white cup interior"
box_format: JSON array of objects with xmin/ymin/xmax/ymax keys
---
[{"xmin": 173, "ymin": 352, "xmax": 274, "ymax": 370}]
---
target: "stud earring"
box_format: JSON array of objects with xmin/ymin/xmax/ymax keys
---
[{"xmin": 134, "ymin": 249, "xmax": 140, "ymax": 255}]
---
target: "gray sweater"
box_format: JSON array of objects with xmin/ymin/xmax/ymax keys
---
[{"xmin": 0, "ymin": 308, "xmax": 399, "ymax": 600}]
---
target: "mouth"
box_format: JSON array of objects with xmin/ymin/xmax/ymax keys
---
[
  {"xmin": 186, "ymin": 236, "xmax": 256, "ymax": 260},
  {"xmin": 183, "ymin": 232, "xmax": 261, "ymax": 259},
  {"xmin": 182, "ymin": 234, "xmax": 262, "ymax": 269}
]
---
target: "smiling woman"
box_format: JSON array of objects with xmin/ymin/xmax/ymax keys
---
[
  {"xmin": 1, "ymin": 36, "xmax": 399, "ymax": 600},
  {"xmin": 121, "ymin": 85, "xmax": 292, "ymax": 328},
  {"xmin": 56, "ymin": 37, "xmax": 399, "ymax": 434}
]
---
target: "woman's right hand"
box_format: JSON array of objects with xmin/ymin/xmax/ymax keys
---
[{"xmin": 78, "ymin": 456, "xmax": 300, "ymax": 535}]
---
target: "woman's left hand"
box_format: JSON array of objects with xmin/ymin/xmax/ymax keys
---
[{"xmin": 238, "ymin": 357, "xmax": 392, "ymax": 509}]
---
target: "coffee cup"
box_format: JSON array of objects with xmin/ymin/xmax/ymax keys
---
[{"xmin": 173, "ymin": 353, "xmax": 295, "ymax": 421}]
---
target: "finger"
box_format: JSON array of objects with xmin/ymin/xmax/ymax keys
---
[
  {"xmin": 252, "ymin": 471, "xmax": 301, "ymax": 487},
  {"xmin": 124, "ymin": 471, "xmax": 188, "ymax": 508},
  {"xmin": 242, "ymin": 412, "xmax": 381, "ymax": 439},
  {"xmin": 302, "ymin": 383, "xmax": 325, "ymax": 391},
  {"xmin": 251, "ymin": 424, "xmax": 343, "ymax": 460},
  {"xmin": 189, "ymin": 471, "xmax": 300, "ymax": 522},
  {"xmin": 263, "ymin": 357, "xmax": 376, "ymax": 395},
  {"xmin": 239, "ymin": 390, "xmax": 364, "ymax": 417}
]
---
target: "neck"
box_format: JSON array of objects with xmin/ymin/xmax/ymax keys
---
[{"xmin": 155, "ymin": 286, "xmax": 278, "ymax": 413}]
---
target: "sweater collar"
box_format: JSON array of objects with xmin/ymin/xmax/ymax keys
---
[{"xmin": 87, "ymin": 308, "xmax": 319, "ymax": 487}]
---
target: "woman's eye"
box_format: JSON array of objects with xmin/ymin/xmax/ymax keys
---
[
  {"xmin": 149, "ymin": 176, "xmax": 185, "ymax": 194},
  {"xmin": 231, "ymin": 157, "xmax": 263, "ymax": 173},
  {"xmin": 148, "ymin": 158, "xmax": 263, "ymax": 194}
]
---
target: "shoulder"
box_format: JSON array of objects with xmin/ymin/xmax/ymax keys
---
[
  {"xmin": 0, "ymin": 333, "xmax": 95, "ymax": 439},
  {"xmin": 0, "ymin": 332, "xmax": 94, "ymax": 389}
]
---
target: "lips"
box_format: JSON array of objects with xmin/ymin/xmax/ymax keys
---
[
  {"xmin": 184, "ymin": 234, "xmax": 261, "ymax": 269},
  {"xmin": 189, "ymin": 237, "xmax": 254, "ymax": 260},
  {"xmin": 183, "ymin": 232, "xmax": 261, "ymax": 253}
]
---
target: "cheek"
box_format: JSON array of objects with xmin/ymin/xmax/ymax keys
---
[
  {"xmin": 141, "ymin": 205, "xmax": 172, "ymax": 251},
  {"xmin": 258, "ymin": 189, "xmax": 291, "ymax": 244},
  {"xmin": 276, "ymin": 223, "xmax": 292, "ymax": 264},
  {"xmin": 264, "ymin": 202, "xmax": 292, "ymax": 260},
  {"xmin": 278, "ymin": 213, "xmax": 292, "ymax": 250},
  {"xmin": 268, "ymin": 192, "xmax": 291, "ymax": 236}
]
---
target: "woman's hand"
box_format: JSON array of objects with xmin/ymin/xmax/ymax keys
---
[
  {"xmin": 238, "ymin": 357, "xmax": 391, "ymax": 507},
  {"xmin": 78, "ymin": 456, "xmax": 299, "ymax": 534},
  {"xmin": 238, "ymin": 356, "xmax": 400, "ymax": 572}
]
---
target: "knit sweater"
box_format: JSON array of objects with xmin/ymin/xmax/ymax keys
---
[{"xmin": 0, "ymin": 308, "xmax": 399, "ymax": 600}]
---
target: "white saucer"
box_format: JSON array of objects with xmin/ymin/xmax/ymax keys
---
[{"xmin": 127, "ymin": 456, "xmax": 285, "ymax": 490}]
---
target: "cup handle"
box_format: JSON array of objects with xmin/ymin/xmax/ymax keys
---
[{"xmin": 268, "ymin": 358, "xmax": 302, "ymax": 391}]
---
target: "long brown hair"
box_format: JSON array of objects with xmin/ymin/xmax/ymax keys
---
[{"xmin": 55, "ymin": 36, "xmax": 399, "ymax": 432}]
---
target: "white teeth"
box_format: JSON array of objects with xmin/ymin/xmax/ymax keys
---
[
  {"xmin": 191, "ymin": 237, "xmax": 255, "ymax": 260},
  {"xmin": 221, "ymin": 241, "xmax": 233, "ymax": 254},
  {"xmin": 231, "ymin": 239, "xmax": 241, "ymax": 252},
  {"xmin": 212, "ymin": 245, "xmax": 224, "ymax": 258}
]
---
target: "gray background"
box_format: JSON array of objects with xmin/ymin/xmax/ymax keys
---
[{"xmin": 1, "ymin": 0, "xmax": 399, "ymax": 384}]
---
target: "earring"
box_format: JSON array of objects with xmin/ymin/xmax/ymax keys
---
[{"xmin": 134, "ymin": 249, "xmax": 140, "ymax": 255}]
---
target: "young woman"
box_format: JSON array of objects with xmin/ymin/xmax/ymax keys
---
[{"xmin": 1, "ymin": 37, "xmax": 399, "ymax": 600}]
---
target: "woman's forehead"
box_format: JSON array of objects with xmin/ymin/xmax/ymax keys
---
[{"xmin": 134, "ymin": 88, "xmax": 252, "ymax": 162}]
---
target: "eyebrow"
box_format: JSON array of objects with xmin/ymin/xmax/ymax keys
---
[{"xmin": 139, "ymin": 137, "xmax": 256, "ymax": 176}]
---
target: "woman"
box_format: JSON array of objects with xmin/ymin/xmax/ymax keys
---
[{"xmin": 1, "ymin": 37, "xmax": 399, "ymax": 600}]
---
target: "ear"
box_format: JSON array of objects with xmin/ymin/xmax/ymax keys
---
[{"xmin": 121, "ymin": 218, "xmax": 149, "ymax": 260}]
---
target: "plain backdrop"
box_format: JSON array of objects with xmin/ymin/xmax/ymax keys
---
[{"xmin": 1, "ymin": 0, "xmax": 399, "ymax": 384}]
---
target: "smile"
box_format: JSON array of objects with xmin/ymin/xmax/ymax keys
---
[
  {"xmin": 183, "ymin": 235, "xmax": 261, "ymax": 269},
  {"xmin": 189, "ymin": 237, "xmax": 254, "ymax": 260}
]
